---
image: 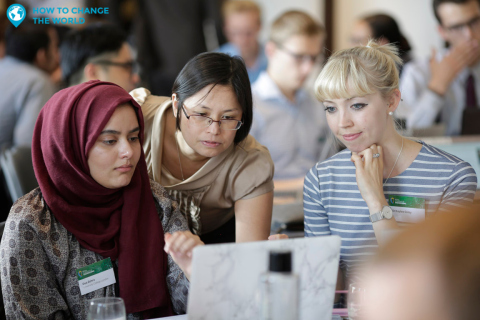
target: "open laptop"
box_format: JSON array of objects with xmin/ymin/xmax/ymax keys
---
[{"xmin": 187, "ymin": 236, "xmax": 341, "ymax": 320}]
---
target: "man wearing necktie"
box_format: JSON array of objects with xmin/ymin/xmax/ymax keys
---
[{"xmin": 400, "ymin": 0, "xmax": 480, "ymax": 136}]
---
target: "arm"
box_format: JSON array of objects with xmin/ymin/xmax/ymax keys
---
[
  {"xmin": 351, "ymin": 145, "xmax": 398, "ymax": 246},
  {"xmin": 438, "ymin": 161, "xmax": 477, "ymax": 211},
  {"xmin": 1, "ymin": 218, "xmax": 70, "ymax": 319},
  {"xmin": 303, "ymin": 166, "xmax": 331, "ymax": 237},
  {"xmin": 14, "ymin": 79, "xmax": 55, "ymax": 146},
  {"xmin": 401, "ymin": 60, "xmax": 445, "ymax": 129},
  {"xmin": 235, "ymin": 191, "xmax": 273, "ymax": 242}
]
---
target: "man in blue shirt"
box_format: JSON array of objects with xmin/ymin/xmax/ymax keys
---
[
  {"xmin": 250, "ymin": 11, "xmax": 331, "ymax": 180},
  {"xmin": 216, "ymin": 0, "xmax": 267, "ymax": 83},
  {"xmin": 0, "ymin": 22, "xmax": 58, "ymax": 149}
]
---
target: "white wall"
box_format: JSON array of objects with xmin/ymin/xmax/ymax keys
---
[{"xmin": 333, "ymin": 0, "xmax": 444, "ymax": 60}]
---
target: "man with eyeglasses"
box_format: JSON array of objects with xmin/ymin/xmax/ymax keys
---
[
  {"xmin": 250, "ymin": 10, "xmax": 332, "ymax": 180},
  {"xmin": 401, "ymin": 0, "xmax": 480, "ymax": 135},
  {"xmin": 60, "ymin": 23, "xmax": 139, "ymax": 92}
]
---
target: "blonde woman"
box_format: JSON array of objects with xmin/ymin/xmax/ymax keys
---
[{"xmin": 303, "ymin": 40, "xmax": 477, "ymax": 286}]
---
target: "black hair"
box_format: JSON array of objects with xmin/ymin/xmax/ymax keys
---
[
  {"xmin": 60, "ymin": 22, "xmax": 127, "ymax": 85},
  {"xmin": 172, "ymin": 52, "xmax": 252, "ymax": 145},
  {"xmin": 5, "ymin": 21, "xmax": 50, "ymax": 63},
  {"xmin": 363, "ymin": 14, "xmax": 412, "ymax": 54},
  {"xmin": 433, "ymin": 0, "xmax": 480, "ymax": 24}
]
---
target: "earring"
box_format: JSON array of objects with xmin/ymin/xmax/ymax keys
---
[{"xmin": 388, "ymin": 112, "xmax": 393, "ymax": 116}]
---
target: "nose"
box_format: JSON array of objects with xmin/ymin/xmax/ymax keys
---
[
  {"xmin": 338, "ymin": 109, "xmax": 353, "ymax": 129},
  {"xmin": 464, "ymin": 25, "xmax": 474, "ymax": 40},
  {"xmin": 120, "ymin": 139, "xmax": 133, "ymax": 159},
  {"xmin": 206, "ymin": 120, "xmax": 221, "ymax": 135},
  {"xmin": 131, "ymin": 73, "xmax": 140, "ymax": 87}
]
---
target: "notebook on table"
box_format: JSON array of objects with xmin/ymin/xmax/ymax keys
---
[{"xmin": 187, "ymin": 236, "xmax": 341, "ymax": 320}]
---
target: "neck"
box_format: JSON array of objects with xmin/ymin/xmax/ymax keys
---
[
  {"xmin": 377, "ymin": 130, "xmax": 404, "ymax": 179},
  {"xmin": 241, "ymin": 43, "xmax": 259, "ymax": 67},
  {"xmin": 268, "ymin": 69, "xmax": 296, "ymax": 102},
  {"xmin": 175, "ymin": 130, "xmax": 209, "ymax": 163}
]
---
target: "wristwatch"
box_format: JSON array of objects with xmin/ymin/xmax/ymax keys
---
[{"xmin": 369, "ymin": 206, "xmax": 393, "ymax": 223}]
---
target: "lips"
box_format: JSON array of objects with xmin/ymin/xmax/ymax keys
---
[
  {"xmin": 115, "ymin": 164, "xmax": 133, "ymax": 172},
  {"xmin": 342, "ymin": 132, "xmax": 362, "ymax": 141},
  {"xmin": 201, "ymin": 140, "xmax": 222, "ymax": 147}
]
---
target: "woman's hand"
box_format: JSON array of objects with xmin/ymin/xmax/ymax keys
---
[
  {"xmin": 351, "ymin": 144, "xmax": 388, "ymax": 213},
  {"xmin": 164, "ymin": 231, "xmax": 204, "ymax": 280},
  {"xmin": 268, "ymin": 234, "xmax": 289, "ymax": 240}
]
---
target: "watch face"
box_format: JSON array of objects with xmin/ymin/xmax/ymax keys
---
[{"xmin": 383, "ymin": 206, "xmax": 393, "ymax": 219}]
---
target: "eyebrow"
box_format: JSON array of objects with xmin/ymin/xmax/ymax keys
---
[
  {"xmin": 100, "ymin": 127, "xmax": 140, "ymax": 135},
  {"xmin": 194, "ymin": 104, "xmax": 241, "ymax": 113}
]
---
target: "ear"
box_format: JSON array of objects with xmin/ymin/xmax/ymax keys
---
[
  {"xmin": 437, "ymin": 24, "xmax": 449, "ymax": 42},
  {"xmin": 388, "ymin": 89, "xmax": 402, "ymax": 114},
  {"xmin": 83, "ymin": 63, "xmax": 98, "ymax": 81},
  {"xmin": 265, "ymin": 41, "xmax": 276, "ymax": 59},
  {"xmin": 34, "ymin": 48, "xmax": 47, "ymax": 68},
  {"xmin": 172, "ymin": 94, "xmax": 179, "ymax": 118}
]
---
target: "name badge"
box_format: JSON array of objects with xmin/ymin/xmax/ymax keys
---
[
  {"xmin": 388, "ymin": 195, "xmax": 425, "ymax": 223},
  {"xmin": 76, "ymin": 258, "xmax": 116, "ymax": 295}
]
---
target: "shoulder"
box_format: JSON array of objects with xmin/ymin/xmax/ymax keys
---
[
  {"xmin": 150, "ymin": 179, "xmax": 175, "ymax": 206},
  {"xmin": 401, "ymin": 56, "xmax": 434, "ymax": 81},
  {"xmin": 419, "ymin": 142, "xmax": 477, "ymax": 177},
  {"xmin": 130, "ymin": 87, "xmax": 171, "ymax": 120},
  {"xmin": 233, "ymin": 135, "xmax": 274, "ymax": 169},
  {"xmin": 216, "ymin": 43, "xmax": 238, "ymax": 55},
  {"xmin": 7, "ymin": 188, "xmax": 44, "ymax": 225}
]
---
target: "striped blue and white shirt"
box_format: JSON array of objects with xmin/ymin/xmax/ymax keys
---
[{"xmin": 304, "ymin": 141, "xmax": 477, "ymax": 282}]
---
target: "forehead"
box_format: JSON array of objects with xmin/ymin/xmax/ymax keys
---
[
  {"xmin": 437, "ymin": 1, "xmax": 480, "ymax": 26},
  {"xmin": 281, "ymin": 34, "xmax": 323, "ymax": 53},
  {"xmin": 187, "ymin": 84, "xmax": 241, "ymax": 110},
  {"xmin": 113, "ymin": 42, "xmax": 133, "ymax": 61}
]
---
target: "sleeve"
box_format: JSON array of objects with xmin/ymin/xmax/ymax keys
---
[
  {"xmin": 400, "ymin": 60, "xmax": 446, "ymax": 129},
  {"xmin": 151, "ymin": 180, "xmax": 190, "ymax": 315},
  {"xmin": 13, "ymin": 78, "xmax": 55, "ymax": 147},
  {"xmin": 231, "ymin": 139, "xmax": 275, "ymax": 201},
  {"xmin": 1, "ymin": 215, "xmax": 70, "ymax": 319},
  {"xmin": 303, "ymin": 165, "xmax": 331, "ymax": 237},
  {"xmin": 438, "ymin": 161, "xmax": 478, "ymax": 212}
]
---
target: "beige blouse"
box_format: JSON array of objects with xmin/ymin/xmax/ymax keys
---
[{"xmin": 131, "ymin": 88, "xmax": 275, "ymax": 234}]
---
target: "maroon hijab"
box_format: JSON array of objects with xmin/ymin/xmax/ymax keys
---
[{"xmin": 32, "ymin": 80, "xmax": 173, "ymax": 317}]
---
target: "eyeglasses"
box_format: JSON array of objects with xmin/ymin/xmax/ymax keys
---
[
  {"xmin": 275, "ymin": 42, "xmax": 320, "ymax": 64},
  {"xmin": 181, "ymin": 105, "xmax": 243, "ymax": 130},
  {"xmin": 444, "ymin": 16, "xmax": 480, "ymax": 35},
  {"xmin": 92, "ymin": 60, "xmax": 137, "ymax": 74}
]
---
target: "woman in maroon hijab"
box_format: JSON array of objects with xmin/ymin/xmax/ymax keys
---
[{"xmin": 0, "ymin": 80, "xmax": 202, "ymax": 319}]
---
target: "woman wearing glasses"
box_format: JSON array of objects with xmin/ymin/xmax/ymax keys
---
[
  {"xmin": 131, "ymin": 52, "xmax": 276, "ymax": 244},
  {"xmin": 303, "ymin": 40, "xmax": 477, "ymax": 288}
]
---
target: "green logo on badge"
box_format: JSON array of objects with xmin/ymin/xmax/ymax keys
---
[{"xmin": 390, "ymin": 196, "xmax": 395, "ymax": 205}]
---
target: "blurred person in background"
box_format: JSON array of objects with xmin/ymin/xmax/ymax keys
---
[
  {"xmin": 60, "ymin": 23, "xmax": 139, "ymax": 92},
  {"xmin": 401, "ymin": 0, "xmax": 480, "ymax": 135},
  {"xmin": 133, "ymin": 0, "xmax": 224, "ymax": 96},
  {"xmin": 0, "ymin": 22, "xmax": 58, "ymax": 150},
  {"xmin": 250, "ymin": 10, "xmax": 332, "ymax": 181},
  {"xmin": 350, "ymin": 13, "xmax": 412, "ymax": 72},
  {"xmin": 362, "ymin": 208, "xmax": 480, "ymax": 320},
  {"xmin": 216, "ymin": 0, "xmax": 267, "ymax": 83}
]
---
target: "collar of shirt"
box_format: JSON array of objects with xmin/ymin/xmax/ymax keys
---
[{"xmin": 252, "ymin": 71, "xmax": 308, "ymax": 107}]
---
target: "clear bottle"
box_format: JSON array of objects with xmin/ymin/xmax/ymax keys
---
[{"xmin": 259, "ymin": 250, "xmax": 299, "ymax": 320}]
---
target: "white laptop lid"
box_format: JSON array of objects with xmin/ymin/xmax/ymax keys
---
[{"xmin": 187, "ymin": 236, "xmax": 341, "ymax": 320}]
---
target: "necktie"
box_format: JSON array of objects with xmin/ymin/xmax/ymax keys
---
[{"xmin": 465, "ymin": 73, "xmax": 478, "ymax": 108}]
